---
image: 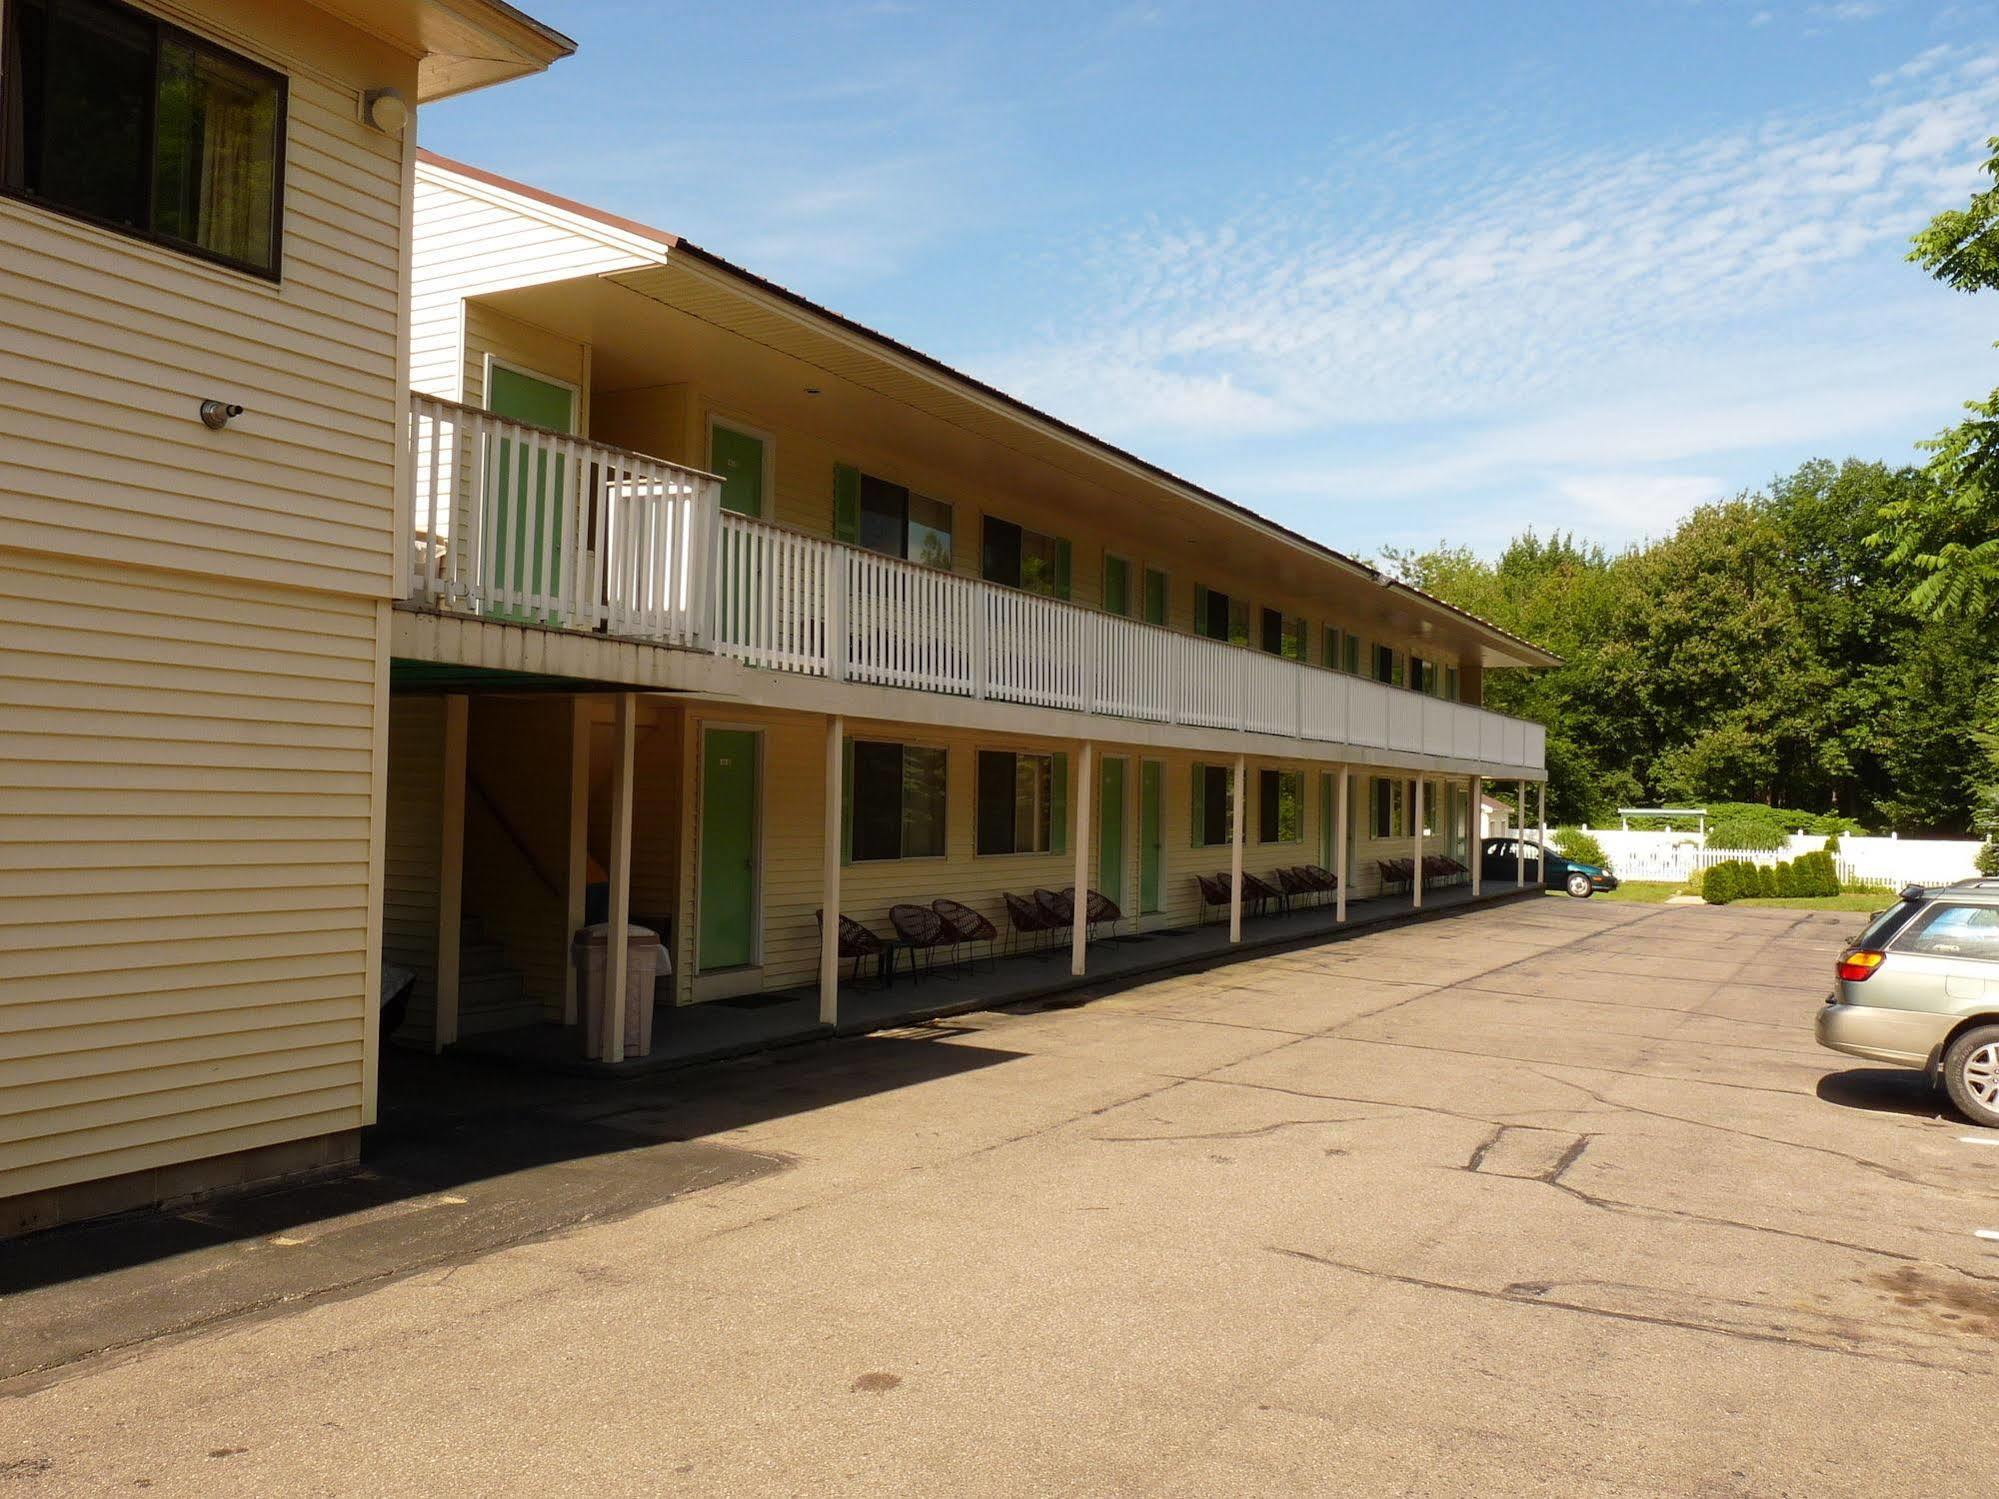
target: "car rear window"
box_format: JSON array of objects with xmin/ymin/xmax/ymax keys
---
[
  {"xmin": 1855, "ymin": 899, "xmax": 1925, "ymax": 950},
  {"xmin": 1891, "ymin": 902, "xmax": 1999, "ymax": 961}
]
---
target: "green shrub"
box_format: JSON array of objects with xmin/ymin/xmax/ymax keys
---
[
  {"xmin": 1793, "ymin": 850, "xmax": 1841, "ymax": 897},
  {"xmin": 1978, "ymin": 839, "xmax": 1999, "ymax": 878},
  {"xmin": 1773, "ymin": 860, "xmax": 1796, "ymax": 897},
  {"xmin": 1823, "ymin": 830, "xmax": 1842, "ymax": 856},
  {"xmin": 1553, "ymin": 826, "xmax": 1610, "ymax": 871},
  {"xmin": 1702, "ymin": 860, "xmax": 1756, "ymax": 904},
  {"xmin": 1705, "ymin": 817, "xmax": 1786, "ymax": 852}
]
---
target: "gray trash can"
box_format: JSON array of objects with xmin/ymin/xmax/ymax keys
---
[{"xmin": 573, "ymin": 923, "xmax": 661, "ymax": 1058}]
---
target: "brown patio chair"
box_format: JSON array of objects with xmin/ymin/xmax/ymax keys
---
[
  {"xmin": 1084, "ymin": 888, "xmax": 1123, "ymax": 940},
  {"xmin": 1003, "ymin": 891, "xmax": 1056, "ymax": 957},
  {"xmin": 1304, "ymin": 864, "xmax": 1339, "ymax": 896},
  {"xmin": 1195, "ymin": 872, "xmax": 1230, "ymax": 923},
  {"xmin": 1034, "ymin": 887, "xmax": 1074, "ymax": 928},
  {"xmin": 815, "ymin": 909, "xmax": 890, "ymax": 985},
  {"xmin": 889, "ymin": 903, "xmax": 955, "ymax": 980},
  {"xmin": 1240, "ymin": 870, "xmax": 1281, "ymax": 915},
  {"xmin": 1375, "ymin": 859, "xmax": 1410, "ymax": 894},
  {"xmin": 1277, "ymin": 867, "xmax": 1315, "ymax": 909},
  {"xmin": 932, "ymin": 898, "xmax": 998, "ymax": 972}
]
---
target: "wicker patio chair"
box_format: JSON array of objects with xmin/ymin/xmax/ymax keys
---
[
  {"xmin": 932, "ymin": 897, "xmax": 998, "ymax": 972},
  {"xmin": 1195, "ymin": 872, "xmax": 1230, "ymax": 923},
  {"xmin": 1304, "ymin": 864, "xmax": 1339, "ymax": 896},
  {"xmin": 1084, "ymin": 888, "xmax": 1123, "ymax": 940},
  {"xmin": 1003, "ymin": 891, "xmax": 1055, "ymax": 956},
  {"xmin": 815, "ymin": 909, "xmax": 890, "ymax": 984},
  {"xmin": 1240, "ymin": 870, "xmax": 1282, "ymax": 915},
  {"xmin": 889, "ymin": 903, "xmax": 955, "ymax": 980},
  {"xmin": 1276, "ymin": 866, "xmax": 1315, "ymax": 909},
  {"xmin": 1034, "ymin": 887, "xmax": 1074, "ymax": 928}
]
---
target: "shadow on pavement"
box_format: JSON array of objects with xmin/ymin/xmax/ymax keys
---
[
  {"xmin": 1815, "ymin": 1066, "xmax": 1956, "ymax": 1121},
  {"xmin": 0, "ymin": 1029, "xmax": 1023, "ymax": 1387}
]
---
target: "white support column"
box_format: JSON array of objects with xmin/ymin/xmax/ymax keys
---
[
  {"xmin": 562, "ymin": 695, "xmax": 591, "ymax": 1027},
  {"xmin": 1229, "ymin": 754, "xmax": 1246, "ymax": 944},
  {"xmin": 602, "ymin": 692, "xmax": 636, "ymax": 1064},
  {"xmin": 1334, "ymin": 766, "xmax": 1349, "ymax": 923},
  {"xmin": 434, "ymin": 694, "xmax": 467, "ymax": 1052},
  {"xmin": 819, "ymin": 715, "xmax": 844, "ymax": 1025},
  {"xmin": 1516, "ymin": 779, "xmax": 1528, "ymax": 886},
  {"xmin": 1537, "ymin": 781, "xmax": 1548, "ymax": 884},
  {"xmin": 1412, "ymin": 776, "xmax": 1425, "ymax": 910},
  {"xmin": 1072, "ymin": 741, "xmax": 1094, "ymax": 977},
  {"xmin": 1469, "ymin": 776, "xmax": 1482, "ymax": 898}
]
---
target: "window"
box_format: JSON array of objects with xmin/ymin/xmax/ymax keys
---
[
  {"xmin": 1343, "ymin": 632, "xmax": 1361, "ymax": 674},
  {"xmin": 848, "ymin": 741, "xmax": 946, "ymax": 861},
  {"xmin": 982, "ymin": 517, "xmax": 1068, "ymax": 597},
  {"xmin": 1259, "ymin": 609, "xmax": 1305, "ymax": 660},
  {"xmin": 1193, "ymin": 762, "xmax": 1233, "ymax": 847},
  {"xmin": 1371, "ymin": 777, "xmax": 1408, "ymax": 839},
  {"xmin": 3, "ymin": 0, "xmax": 285, "ymax": 276},
  {"xmin": 1445, "ymin": 665, "xmax": 1460, "ymax": 702},
  {"xmin": 1259, "ymin": 769, "xmax": 1303, "ymax": 843},
  {"xmin": 1103, "ymin": 554, "xmax": 1132, "ymax": 615},
  {"xmin": 1194, "ymin": 585, "xmax": 1249, "ymax": 645},
  {"xmin": 1410, "ymin": 656, "xmax": 1439, "ymax": 695},
  {"xmin": 1373, "ymin": 643, "xmax": 1401, "ymax": 686},
  {"xmin": 1143, "ymin": 567, "xmax": 1169, "ymax": 626},
  {"xmin": 1323, "ymin": 626, "xmax": 1343, "ymax": 671},
  {"xmin": 976, "ymin": 749, "xmax": 1063, "ymax": 854},
  {"xmin": 852, "ymin": 472, "xmax": 953, "ymax": 568},
  {"xmin": 1896, "ymin": 903, "xmax": 1999, "ymax": 961}
]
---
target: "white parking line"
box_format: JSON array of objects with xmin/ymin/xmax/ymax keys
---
[
  {"xmin": 1959, "ymin": 1136, "xmax": 1999, "ymax": 1146},
  {"xmin": 1977, "ymin": 1229, "xmax": 1999, "ymax": 1242}
]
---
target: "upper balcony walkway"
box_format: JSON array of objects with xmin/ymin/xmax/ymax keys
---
[{"xmin": 400, "ymin": 393, "xmax": 1547, "ymax": 775}]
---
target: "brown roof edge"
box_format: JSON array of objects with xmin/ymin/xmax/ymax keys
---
[{"xmin": 415, "ymin": 151, "xmax": 1562, "ymax": 670}]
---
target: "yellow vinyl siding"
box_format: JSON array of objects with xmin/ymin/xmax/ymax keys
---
[
  {"xmin": 0, "ymin": 15, "xmax": 414, "ymax": 600},
  {"xmin": 461, "ymin": 305, "xmax": 588, "ymax": 418},
  {"xmin": 0, "ymin": 553, "xmax": 378, "ymax": 1201}
]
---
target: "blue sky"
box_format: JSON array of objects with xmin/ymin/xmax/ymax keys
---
[{"xmin": 425, "ymin": 0, "xmax": 1999, "ymax": 561}]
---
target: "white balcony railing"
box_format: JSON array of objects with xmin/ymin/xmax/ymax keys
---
[
  {"xmin": 405, "ymin": 393, "xmax": 722, "ymax": 647},
  {"xmin": 712, "ymin": 512, "xmax": 1547, "ymax": 771},
  {"xmin": 400, "ymin": 397, "xmax": 1545, "ymax": 772}
]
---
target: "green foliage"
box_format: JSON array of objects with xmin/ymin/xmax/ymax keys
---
[
  {"xmin": 1873, "ymin": 138, "xmax": 1999, "ymax": 620},
  {"xmin": 1397, "ymin": 458, "xmax": 1993, "ymax": 836},
  {"xmin": 1791, "ymin": 851, "xmax": 1842, "ymax": 897},
  {"xmin": 1773, "ymin": 861, "xmax": 1796, "ymax": 898},
  {"xmin": 1551, "ymin": 825, "xmax": 1609, "ymax": 870},
  {"xmin": 1703, "ymin": 860, "xmax": 1757, "ymax": 905},
  {"xmin": 1705, "ymin": 817, "xmax": 1786, "ymax": 852},
  {"xmin": 1979, "ymin": 839, "xmax": 1999, "ymax": 878}
]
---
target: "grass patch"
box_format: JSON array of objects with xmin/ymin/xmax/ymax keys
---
[
  {"xmin": 1545, "ymin": 882, "xmax": 1684, "ymax": 903},
  {"xmin": 1731, "ymin": 894, "xmax": 1896, "ymax": 912}
]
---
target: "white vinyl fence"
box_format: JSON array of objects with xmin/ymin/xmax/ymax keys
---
[{"xmin": 1582, "ymin": 829, "xmax": 1980, "ymax": 889}]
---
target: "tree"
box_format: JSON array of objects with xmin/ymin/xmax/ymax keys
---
[{"xmin": 1873, "ymin": 137, "xmax": 1999, "ymax": 620}]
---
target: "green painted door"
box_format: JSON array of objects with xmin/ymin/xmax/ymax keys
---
[
  {"xmin": 1139, "ymin": 759, "xmax": 1163, "ymax": 914},
  {"xmin": 711, "ymin": 424, "xmax": 765, "ymax": 517},
  {"xmin": 699, "ymin": 729, "xmax": 759, "ymax": 971},
  {"xmin": 485, "ymin": 365, "xmax": 575, "ymax": 620},
  {"xmin": 1098, "ymin": 757, "xmax": 1127, "ymax": 909}
]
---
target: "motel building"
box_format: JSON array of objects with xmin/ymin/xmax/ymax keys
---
[{"xmin": 0, "ymin": 0, "xmax": 1551, "ymax": 1235}]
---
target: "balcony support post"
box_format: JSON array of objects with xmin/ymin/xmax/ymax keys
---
[
  {"xmin": 827, "ymin": 551, "xmax": 849, "ymax": 683},
  {"xmin": 1335, "ymin": 766, "xmax": 1349, "ymax": 924},
  {"xmin": 1516, "ymin": 780, "xmax": 1528, "ymax": 887},
  {"xmin": 1229, "ymin": 754, "xmax": 1246, "ymax": 944},
  {"xmin": 1469, "ymin": 776, "xmax": 1482, "ymax": 900},
  {"xmin": 1412, "ymin": 775, "xmax": 1425, "ymax": 911},
  {"xmin": 820, "ymin": 714, "xmax": 844, "ymax": 1024},
  {"xmin": 434, "ymin": 693, "xmax": 467, "ymax": 1052},
  {"xmin": 562, "ymin": 695, "xmax": 590, "ymax": 1025},
  {"xmin": 1537, "ymin": 780, "xmax": 1548, "ymax": 886},
  {"xmin": 602, "ymin": 692, "xmax": 636, "ymax": 1064},
  {"xmin": 1072, "ymin": 741, "xmax": 1094, "ymax": 977}
]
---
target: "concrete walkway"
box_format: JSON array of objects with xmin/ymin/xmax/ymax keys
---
[
  {"xmin": 461, "ymin": 880, "xmax": 1532, "ymax": 1073},
  {"xmin": 6, "ymin": 897, "xmax": 1997, "ymax": 1496}
]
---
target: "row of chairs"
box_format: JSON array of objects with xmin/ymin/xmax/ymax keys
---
[
  {"xmin": 1195, "ymin": 865, "xmax": 1340, "ymax": 922},
  {"xmin": 1003, "ymin": 887, "xmax": 1124, "ymax": 955},
  {"xmin": 817, "ymin": 888, "xmax": 1128, "ymax": 985},
  {"xmin": 1375, "ymin": 855, "xmax": 1469, "ymax": 894}
]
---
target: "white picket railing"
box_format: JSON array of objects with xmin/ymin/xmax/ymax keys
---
[
  {"xmin": 405, "ymin": 393, "xmax": 723, "ymax": 647},
  {"xmin": 712, "ymin": 513, "xmax": 1548, "ymax": 771}
]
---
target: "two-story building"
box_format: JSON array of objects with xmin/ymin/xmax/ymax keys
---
[
  {"xmin": 0, "ymin": 0, "xmax": 571, "ymax": 1233},
  {"xmin": 387, "ymin": 155, "xmax": 1557, "ymax": 1062}
]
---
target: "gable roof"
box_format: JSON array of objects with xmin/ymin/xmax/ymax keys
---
[{"xmin": 416, "ymin": 149, "xmax": 1560, "ymax": 669}]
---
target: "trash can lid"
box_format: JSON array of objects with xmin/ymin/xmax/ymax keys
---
[{"xmin": 572, "ymin": 921, "xmax": 661, "ymax": 945}]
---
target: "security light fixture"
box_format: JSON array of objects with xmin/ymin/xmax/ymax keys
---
[{"xmin": 364, "ymin": 88, "xmax": 409, "ymax": 135}]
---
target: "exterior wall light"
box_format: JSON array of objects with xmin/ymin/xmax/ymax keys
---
[
  {"xmin": 364, "ymin": 88, "xmax": 409, "ymax": 135},
  {"xmin": 199, "ymin": 400, "xmax": 244, "ymax": 430}
]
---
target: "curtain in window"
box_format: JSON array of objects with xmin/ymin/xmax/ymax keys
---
[{"xmin": 154, "ymin": 37, "xmax": 278, "ymax": 268}]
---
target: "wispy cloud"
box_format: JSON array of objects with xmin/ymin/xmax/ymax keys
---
[{"xmin": 967, "ymin": 46, "xmax": 1999, "ymax": 550}]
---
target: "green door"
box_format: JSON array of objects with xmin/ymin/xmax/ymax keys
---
[
  {"xmin": 710, "ymin": 424, "xmax": 765, "ymax": 517},
  {"xmin": 485, "ymin": 365, "xmax": 575, "ymax": 620},
  {"xmin": 699, "ymin": 729, "xmax": 759, "ymax": 971},
  {"xmin": 1139, "ymin": 760, "xmax": 1163, "ymax": 914},
  {"xmin": 1098, "ymin": 757, "xmax": 1127, "ymax": 909},
  {"xmin": 1103, "ymin": 555, "xmax": 1130, "ymax": 616}
]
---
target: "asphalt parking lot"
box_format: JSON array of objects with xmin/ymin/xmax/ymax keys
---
[{"xmin": 4, "ymin": 896, "xmax": 1996, "ymax": 1496}]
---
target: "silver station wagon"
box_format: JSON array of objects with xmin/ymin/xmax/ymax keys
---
[{"xmin": 1817, "ymin": 880, "xmax": 1999, "ymax": 1127}]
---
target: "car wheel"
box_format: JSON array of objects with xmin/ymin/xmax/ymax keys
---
[
  {"xmin": 1941, "ymin": 1024, "xmax": 1999, "ymax": 1129},
  {"xmin": 1565, "ymin": 872, "xmax": 1593, "ymax": 899}
]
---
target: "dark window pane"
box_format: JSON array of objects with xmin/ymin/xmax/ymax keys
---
[
  {"xmin": 23, "ymin": 0, "xmax": 152, "ymax": 226},
  {"xmin": 1020, "ymin": 531, "xmax": 1059, "ymax": 597},
  {"xmin": 1261, "ymin": 609, "xmax": 1282, "ymax": 655},
  {"xmin": 1201, "ymin": 764, "xmax": 1231, "ymax": 846},
  {"xmin": 1259, "ymin": 769, "xmax": 1279, "ymax": 841},
  {"xmin": 982, "ymin": 518, "xmax": 1021, "ymax": 588},
  {"xmin": 857, "ymin": 474, "xmax": 907, "ymax": 559},
  {"xmin": 902, "ymin": 746, "xmax": 946, "ymax": 857},
  {"xmin": 1203, "ymin": 588, "xmax": 1232, "ymax": 640},
  {"xmin": 850, "ymin": 741, "xmax": 904, "ymax": 861},
  {"xmin": 1144, "ymin": 568, "xmax": 1167, "ymax": 625},
  {"xmin": 907, "ymin": 494, "xmax": 952, "ymax": 569},
  {"xmin": 152, "ymin": 36, "xmax": 280, "ymax": 270},
  {"xmin": 977, "ymin": 750, "xmax": 1016, "ymax": 854}
]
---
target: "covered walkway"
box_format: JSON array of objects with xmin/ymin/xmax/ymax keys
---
[{"xmin": 455, "ymin": 880, "xmax": 1539, "ymax": 1075}]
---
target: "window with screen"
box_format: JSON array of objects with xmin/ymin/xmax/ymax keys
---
[{"xmin": 848, "ymin": 741, "xmax": 946, "ymax": 861}]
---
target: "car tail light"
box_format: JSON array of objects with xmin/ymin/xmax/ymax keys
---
[{"xmin": 1837, "ymin": 950, "xmax": 1886, "ymax": 982}]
